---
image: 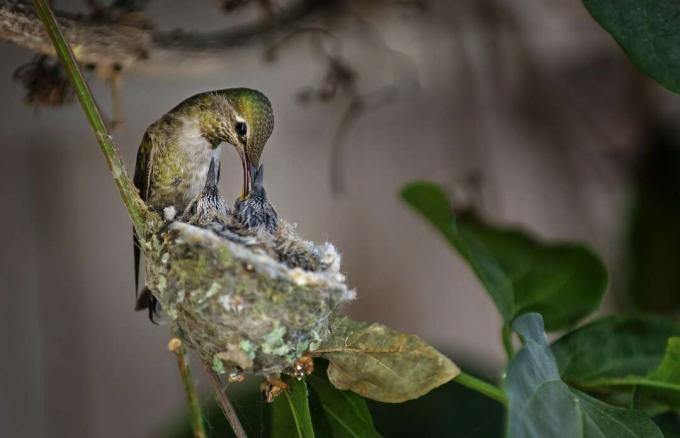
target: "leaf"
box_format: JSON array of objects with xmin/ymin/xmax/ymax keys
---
[
  {"xmin": 401, "ymin": 182, "xmax": 608, "ymax": 330},
  {"xmin": 552, "ymin": 315, "xmax": 680, "ymax": 412},
  {"xmin": 272, "ymin": 376, "xmax": 315, "ymax": 438},
  {"xmin": 504, "ymin": 313, "xmax": 662, "ymax": 438},
  {"xmin": 307, "ymin": 360, "xmax": 382, "ymax": 438},
  {"xmin": 582, "ymin": 0, "xmax": 680, "ymax": 94},
  {"xmin": 316, "ymin": 317, "xmax": 460, "ymax": 403}
]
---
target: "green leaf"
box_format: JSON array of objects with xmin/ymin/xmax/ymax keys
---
[
  {"xmin": 316, "ymin": 317, "xmax": 460, "ymax": 403},
  {"xmin": 307, "ymin": 360, "xmax": 382, "ymax": 438},
  {"xmin": 583, "ymin": 0, "xmax": 680, "ymax": 94},
  {"xmin": 401, "ymin": 182, "xmax": 608, "ymax": 330},
  {"xmin": 552, "ymin": 315, "xmax": 680, "ymax": 412},
  {"xmin": 272, "ymin": 376, "xmax": 315, "ymax": 438},
  {"xmin": 504, "ymin": 313, "xmax": 662, "ymax": 438}
]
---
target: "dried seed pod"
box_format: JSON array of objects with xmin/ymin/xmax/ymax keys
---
[{"xmin": 13, "ymin": 55, "xmax": 74, "ymax": 107}]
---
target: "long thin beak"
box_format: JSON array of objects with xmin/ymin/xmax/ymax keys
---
[{"xmin": 239, "ymin": 148, "xmax": 252, "ymax": 200}]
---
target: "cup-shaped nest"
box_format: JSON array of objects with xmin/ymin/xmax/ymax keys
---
[{"xmin": 143, "ymin": 214, "xmax": 354, "ymax": 376}]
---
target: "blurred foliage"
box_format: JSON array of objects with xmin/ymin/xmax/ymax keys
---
[
  {"xmin": 583, "ymin": 0, "xmax": 680, "ymax": 94},
  {"xmin": 401, "ymin": 182, "xmax": 608, "ymax": 331},
  {"xmin": 505, "ymin": 313, "xmax": 662, "ymax": 437},
  {"xmin": 655, "ymin": 412, "xmax": 680, "ymax": 437},
  {"xmin": 402, "ymin": 181, "xmax": 680, "ymax": 437},
  {"xmin": 552, "ymin": 315, "xmax": 680, "ymax": 414},
  {"xmin": 366, "ymin": 372, "xmax": 504, "ymax": 438}
]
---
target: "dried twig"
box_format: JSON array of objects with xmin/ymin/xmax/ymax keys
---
[
  {"xmin": 2, "ymin": 0, "xmax": 330, "ymax": 75},
  {"xmin": 205, "ymin": 365, "xmax": 248, "ymax": 438}
]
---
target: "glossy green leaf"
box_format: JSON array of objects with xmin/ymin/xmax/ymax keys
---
[
  {"xmin": 401, "ymin": 182, "xmax": 608, "ymax": 330},
  {"xmin": 272, "ymin": 376, "xmax": 315, "ymax": 438},
  {"xmin": 307, "ymin": 360, "xmax": 382, "ymax": 438},
  {"xmin": 583, "ymin": 0, "xmax": 680, "ymax": 94},
  {"xmin": 552, "ymin": 315, "xmax": 680, "ymax": 412},
  {"xmin": 504, "ymin": 313, "xmax": 662, "ymax": 438},
  {"xmin": 316, "ymin": 317, "xmax": 460, "ymax": 403}
]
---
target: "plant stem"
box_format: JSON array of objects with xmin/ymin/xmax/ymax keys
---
[
  {"xmin": 33, "ymin": 0, "xmax": 150, "ymax": 236},
  {"xmin": 205, "ymin": 365, "xmax": 248, "ymax": 438},
  {"xmin": 502, "ymin": 323, "xmax": 515, "ymax": 360},
  {"xmin": 455, "ymin": 372, "xmax": 507, "ymax": 406},
  {"xmin": 169, "ymin": 338, "xmax": 206, "ymax": 438}
]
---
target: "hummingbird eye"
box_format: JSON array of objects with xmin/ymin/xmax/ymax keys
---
[{"xmin": 236, "ymin": 122, "xmax": 247, "ymax": 138}]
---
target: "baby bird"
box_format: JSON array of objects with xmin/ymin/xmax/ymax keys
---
[
  {"xmin": 181, "ymin": 158, "xmax": 229, "ymax": 226},
  {"xmin": 235, "ymin": 164, "xmax": 278, "ymax": 235}
]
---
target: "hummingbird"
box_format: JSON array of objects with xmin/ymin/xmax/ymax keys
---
[
  {"xmin": 235, "ymin": 164, "xmax": 279, "ymax": 235},
  {"xmin": 133, "ymin": 88, "xmax": 274, "ymax": 317}
]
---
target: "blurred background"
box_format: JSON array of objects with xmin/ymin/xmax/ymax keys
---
[{"xmin": 1, "ymin": 0, "xmax": 679, "ymax": 436}]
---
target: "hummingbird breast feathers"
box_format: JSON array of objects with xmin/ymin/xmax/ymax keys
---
[{"xmin": 143, "ymin": 116, "xmax": 222, "ymax": 212}]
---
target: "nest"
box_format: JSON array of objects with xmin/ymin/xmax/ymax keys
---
[{"xmin": 142, "ymin": 206, "xmax": 355, "ymax": 377}]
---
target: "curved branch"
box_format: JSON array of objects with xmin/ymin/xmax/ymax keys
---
[{"xmin": 0, "ymin": 0, "xmax": 332, "ymax": 74}]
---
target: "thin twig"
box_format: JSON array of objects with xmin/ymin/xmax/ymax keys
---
[
  {"xmin": 32, "ymin": 0, "xmax": 150, "ymax": 235},
  {"xmin": 169, "ymin": 338, "xmax": 206, "ymax": 438},
  {"xmin": 204, "ymin": 365, "xmax": 248, "ymax": 438}
]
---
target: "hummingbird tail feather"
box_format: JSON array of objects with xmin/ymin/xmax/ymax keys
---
[
  {"xmin": 133, "ymin": 230, "xmax": 141, "ymax": 298},
  {"xmin": 135, "ymin": 287, "xmax": 161, "ymax": 324}
]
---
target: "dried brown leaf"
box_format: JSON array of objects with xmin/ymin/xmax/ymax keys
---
[{"xmin": 315, "ymin": 317, "xmax": 459, "ymax": 403}]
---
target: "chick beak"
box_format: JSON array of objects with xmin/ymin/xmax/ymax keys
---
[{"xmin": 239, "ymin": 148, "xmax": 252, "ymax": 200}]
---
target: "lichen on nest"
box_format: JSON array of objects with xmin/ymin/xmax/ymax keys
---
[{"xmin": 141, "ymin": 166, "xmax": 354, "ymax": 377}]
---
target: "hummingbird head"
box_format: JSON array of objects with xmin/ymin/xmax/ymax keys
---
[
  {"xmin": 180, "ymin": 88, "xmax": 273, "ymax": 200},
  {"xmin": 212, "ymin": 88, "xmax": 274, "ymax": 200}
]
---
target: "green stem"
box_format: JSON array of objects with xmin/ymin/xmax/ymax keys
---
[
  {"xmin": 502, "ymin": 323, "xmax": 515, "ymax": 360},
  {"xmin": 169, "ymin": 339, "xmax": 206, "ymax": 438},
  {"xmin": 32, "ymin": 0, "xmax": 149, "ymax": 235},
  {"xmin": 455, "ymin": 372, "xmax": 507, "ymax": 406}
]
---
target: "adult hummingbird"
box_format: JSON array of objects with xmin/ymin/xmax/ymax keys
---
[{"xmin": 133, "ymin": 88, "xmax": 274, "ymax": 316}]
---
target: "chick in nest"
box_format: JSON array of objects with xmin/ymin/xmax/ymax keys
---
[
  {"xmin": 181, "ymin": 157, "xmax": 230, "ymax": 226},
  {"xmin": 235, "ymin": 164, "xmax": 279, "ymax": 235}
]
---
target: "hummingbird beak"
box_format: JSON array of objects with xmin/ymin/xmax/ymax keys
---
[{"xmin": 239, "ymin": 148, "xmax": 252, "ymax": 200}]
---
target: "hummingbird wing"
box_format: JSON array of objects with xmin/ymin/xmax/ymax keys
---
[{"xmin": 133, "ymin": 131, "xmax": 155, "ymax": 305}]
